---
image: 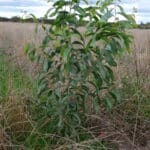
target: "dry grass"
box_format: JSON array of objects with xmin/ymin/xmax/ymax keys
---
[
  {"xmin": 113, "ymin": 29, "xmax": 150, "ymax": 79},
  {"xmin": 0, "ymin": 22, "xmax": 149, "ymax": 77},
  {"xmin": 0, "ymin": 22, "xmax": 44, "ymax": 76},
  {"xmin": 1, "ymin": 93, "xmax": 31, "ymax": 149}
]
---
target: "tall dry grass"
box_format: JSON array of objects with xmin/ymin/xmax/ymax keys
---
[
  {"xmin": 0, "ymin": 22, "xmax": 149, "ymax": 77},
  {"xmin": 0, "ymin": 22, "xmax": 44, "ymax": 76},
  {"xmin": 115, "ymin": 29, "xmax": 150, "ymax": 88}
]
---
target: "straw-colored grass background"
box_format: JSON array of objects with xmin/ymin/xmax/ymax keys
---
[{"xmin": 0, "ymin": 22, "xmax": 149, "ymax": 77}]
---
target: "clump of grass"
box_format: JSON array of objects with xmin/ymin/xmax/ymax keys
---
[
  {"xmin": 112, "ymin": 46, "xmax": 150, "ymax": 148},
  {"xmin": 0, "ymin": 51, "xmax": 34, "ymax": 149},
  {"xmin": 0, "ymin": 51, "xmax": 9, "ymax": 98},
  {"xmin": 0, "ymin": 51, "xmax": 34, "ymax": 97}
]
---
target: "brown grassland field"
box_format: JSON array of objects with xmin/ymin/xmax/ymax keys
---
[{"xmin": 0, "ymin": 22, "xmax": 150, "ymax": 149}]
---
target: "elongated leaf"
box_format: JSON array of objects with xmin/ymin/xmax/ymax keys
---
[
  {"xmin": 63, "ymin": 47, "xmax": 71, "ymax": 63},
  {"xmin": 104, "ymin": 52, "xmax": 117, "ymax": 66},
  {"xmin": 42, "ymin": 35, "xmax": 51, "ymax": 49},
  {"xmin": 70, "ymin": 27, "xmax": 85, "ymax": 44},
  {"xmin": 37, "ymin": 82, "xmax": 47, "ymax": 96},
  {"xmin": 105, "ymin": 98, "xmax": 113, "ymax": 111},
  {"xmin": 43, "ymin": 58, "xmax": 50, "ymax": 72},
  {"xmin": 72, "ymin": 40, "xmax": 84, "ymax": 46}
]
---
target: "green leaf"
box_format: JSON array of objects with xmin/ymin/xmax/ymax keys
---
[
  {"xmin": 73, "ymin": 5, "xmax": 86, "ymax": 16},
  {"xmin": 34, "ymin": 54, "xmax": 40, "ymax": 63},
  {"xmin": 109, "ymin": 89, "xmax": 122, "ymax": 103},
  {"xmin": 37, "ymin": 82, "xmax": 47, "ymax": 96},
  {"xmin": 105, "ymin": 98, "xmax": 113, "ymax": 111},
  {"xmin": 73, "ymin": 113, "xmax": 81, "ymax": 125},
  {"xmin": 101, "ymin": 10, "xmax": 113, "ymax": 22},
  {"xmin": 104, "ymin": 65, "xmax": 114, "ymax": 81},
  {"xmin": 93, "ymin": 97, "xmax": 100, "ymax": 113},
  {"xmin": 93, "ymin": 71, "xmax": 103, "ymax": 89},
  {"xmin": 72, "ymin": 40, "xmax": 84, "ymax": 46},
  {"xmin": 43, "ymin": 58, "xmax": 49, "ymax": 72},
  {"xmin": 28, "ymin": 49, "xmax": 36, "ymax": 61},
  {"xmin": 70, "ymin": 27, "xmax": 85, "ymax": 44},
  {"xmin": 42, "ymin": 35, "xmax": 51, "ymax": 48},
  {"xmin": 104, "ymin": 52, "xmax": 117, "ymax": 66},
  {"xmin": 63, "ymin": 47, "xmax": 71, "ymax": 63}
]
